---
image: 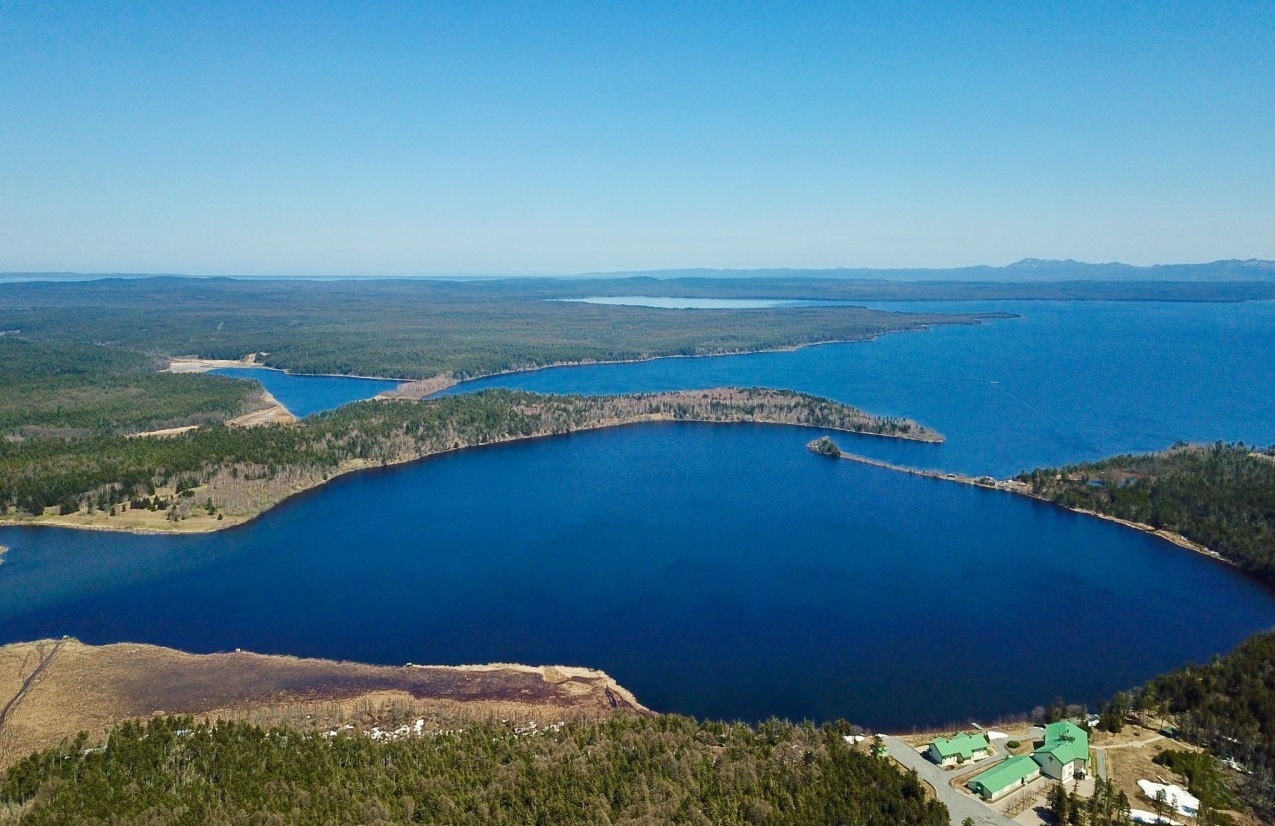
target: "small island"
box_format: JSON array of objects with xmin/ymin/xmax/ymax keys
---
[
  {"xmin": 0, "ymin": 388, "xmax": 940, "ymax": 534},
  {"xmin": 809, "ymin": 436, "xmax": 842, "ymax": 457}
]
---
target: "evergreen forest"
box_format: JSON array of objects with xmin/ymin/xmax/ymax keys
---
[
  {"xmin": 0, "ymin": 278, "xmax": 982, "ymax": 383},
  {"xmin": 0, "ymin": 716, "xmax": 947, "ymax": 826},
  {"xmin": 1020, "ymin": 442, "xmax": 1275, "ymax": 582}
]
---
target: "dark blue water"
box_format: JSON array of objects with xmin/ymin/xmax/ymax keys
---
[
  {"xmin": 3, "ymin": 300, "xmax": 1274, "ymax": 728},
  {"xmin": 446, "ymin": 301, "xmax": 1275, "ymax": 477},
  {"xmin": 211, "ymin": 367, "xmax": 401, "ymax": 418},
  {"xmin": 3, "ymin": 423, "xmax": 1275, "ymax": 729}
]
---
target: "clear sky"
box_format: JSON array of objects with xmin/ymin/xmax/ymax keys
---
[{"xmin": 1, "ymin": 2, "xmax": 1272, "ymax": 274}]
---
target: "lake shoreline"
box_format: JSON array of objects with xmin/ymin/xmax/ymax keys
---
[
  {"xmin": 164, "ymin": 312, "xmax": 1012, "ymax": 397},
  {"xmin": 818, "ymin": 445, "xmax": 1235, "ymax": 571},
  {"xmin": 0, "ymin": 392, "xmax": 940, "ymax": 536},
  {"xmin": 392, "ymin": 319, "xmax": 1013, "ymax": 398}
]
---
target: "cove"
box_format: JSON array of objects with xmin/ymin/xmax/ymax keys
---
[
  {"xmin": 3, "ymin": 423, "xmax": 1274, "ymax": 730},
  {"xmin": 210, "ymin": 367, "xmax": 402, "ymax": 418}
]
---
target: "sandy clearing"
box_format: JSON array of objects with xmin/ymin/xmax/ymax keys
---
[
  {"xmin": 128, "ymin": 424, "xmax": 201, "ymax": 438},
  {"xmin": 227, "ymin": 388, "xmax": 296, "ymax": 426},
  {"xmin": 379, "ymin": 372, "xmax": 458, "ymax": 399},
  {"xmin": 165, "ymin": 354, "xmax": 261, "ymax": 373}
]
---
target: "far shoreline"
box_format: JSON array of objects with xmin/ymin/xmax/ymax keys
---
[{"xmin": 163, "ymin": 310, "xmax": 1014, "ymax": 399}]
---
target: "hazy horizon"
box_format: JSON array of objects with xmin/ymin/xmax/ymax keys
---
[{"xmin": 4, "ymin": 256, "xmax": 1275, "ymax": 283}]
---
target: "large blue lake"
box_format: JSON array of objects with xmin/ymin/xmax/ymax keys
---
[{"xmin": 3, "ymin": 299, "xmax": 1275, "ymax": 728}]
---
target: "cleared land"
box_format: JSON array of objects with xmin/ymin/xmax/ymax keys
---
[{"xmin": 0, "ymin": 639, "xmax": 649, "ymax": 772}]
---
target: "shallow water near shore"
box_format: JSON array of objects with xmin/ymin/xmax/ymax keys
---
[{"xmin": 3, "ymin": 299, "xmax": 1275, "ymax": 728}]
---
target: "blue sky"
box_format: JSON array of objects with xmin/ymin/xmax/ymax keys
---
[{"xmin": 1, "ymin": 2, "xmax": 1272, "ymax": 274}]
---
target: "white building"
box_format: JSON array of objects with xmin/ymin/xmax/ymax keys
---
[{"xmin": 1033, "ymin": 720, "xmax": 1089, "ymax": 782}]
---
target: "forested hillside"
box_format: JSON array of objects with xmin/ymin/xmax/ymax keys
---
[
  {"xmin": 0, "ymin": 716, "xmax": 946, "ymax": 826},
  {"xmin": 0, "ymin": 388, "xmax": 931, "ymax": 527},
  {"xmin": 0, "ymin": 340, "xmax": 261, "ymax": 437},
  {"xmin": 0, "ymin": 277, "xmax": 985, "ymax": 380},
  {"xmin": 1019, "ymin": 442, "xmax": 1275, "ymax": 581},
  {"xmin": 1132, "ymin": 630, "xmax": 1275, "ymax": 817}
]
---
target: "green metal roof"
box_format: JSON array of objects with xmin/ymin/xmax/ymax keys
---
[
  {"xmin": 969, "ymin": 756, "xmax": 1039, "ymax": 795},
  {"xmin": 931, "ymin": 732, "xmax": 990, "ymax": 759},
  {"xmin": 1036, "ymin": 721, "xmax": 1089, "ymax": 766}
]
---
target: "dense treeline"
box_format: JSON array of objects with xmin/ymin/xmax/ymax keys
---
[
  {"xmin": 1047, "ymin": 777, "xmax": 1138, "ymax": 826},
  {"xmin": 1020, "ymin": 442, "xmax": 1275, "ymax": 581},
  {"xmin": 1127, "ymin": 630, "xmax": 1275, "ymax": 818},
  {"xmin": 0, "ymin": 715, "xmax": 947, "ymax": 825},
  {"xmin": 0, "ymin": 277, "xmax": 985, "ymax": 380},
  {"xmin": 0, "ymin": 340, "xmax": 259, "ymax": 437},
  {"xmin": 0, "ymin": 388, "xmax": 927, "ymax": 522},
  {"xmin": 1152, "ymin": 750, "xmax": 1240, "ymax": 818}
]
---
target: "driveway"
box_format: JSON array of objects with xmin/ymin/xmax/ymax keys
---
[{"xmin": 883, "ymin": 736, "xmax": 1020, "ymax": 826}]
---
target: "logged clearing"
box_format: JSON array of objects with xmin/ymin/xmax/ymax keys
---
[
  {"xmin": 1095, "ymin": 726, "xmax": 1258, "ymax": 826},
  {"xmin": 0, "ymin": 639, "xmax": 650, "ymax": 771}
]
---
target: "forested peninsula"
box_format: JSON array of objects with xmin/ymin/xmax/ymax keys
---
[
  {"xmin": 1019, "ymin": 442, "xmax": 1275, "ymax": 583},
  {"xmin": 0, "ymin": 388, "xmax": 937, "ymax": 533}
]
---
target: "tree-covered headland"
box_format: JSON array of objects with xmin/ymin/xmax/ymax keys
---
[
  {"xmin": 1020, "ymin": 442, "xmax": 1275, "ymax": 582},
  {"xmin": 1025, "ymin": 443, "xmax": 1275, "ymax": 818}
]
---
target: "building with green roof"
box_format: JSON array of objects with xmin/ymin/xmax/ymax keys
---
[
  {"xmin": 926, "ymin": 731, "xmax": 990, "ymax": 766},
  {"xmin": 967, "ymin": 755, "xmax": 1041, "ymax": 801},
  {"xmin": 1034, "ymin": 720, "xmax": 1089, "ymax": 781}
]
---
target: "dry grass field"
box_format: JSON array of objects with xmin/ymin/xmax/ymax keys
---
[{"xmin": 0, "ymin": 638, "xmax": 650, "ymax": 771}]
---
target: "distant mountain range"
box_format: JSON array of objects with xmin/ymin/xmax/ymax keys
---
[
  {"xmin": 589, "ymin": 258, "xmax": 1275, "ymax": 282},
  {"xmin": 4, "ymin": 259, "xmax": 1275, "ymax": 283}
]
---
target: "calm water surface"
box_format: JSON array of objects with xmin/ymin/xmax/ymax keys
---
[
  {"xmin": 3, "ymin": 300, "xmax": 1274, "ymax": 727},
  {"xmin": 4, "ymin": 424, "xmax": 1274, "ymax": 729},
  {"xmin": 211, "ymin": 367, "xmax": 401, "ymax": 418},
  {"xmin": 448, "ymin": 300, "xmax": 1275, "ymax": 477}
]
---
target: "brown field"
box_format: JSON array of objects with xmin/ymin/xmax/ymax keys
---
[{"xmin": 0, "ymin": 638, "xmax": 651, "ymax": 771}]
